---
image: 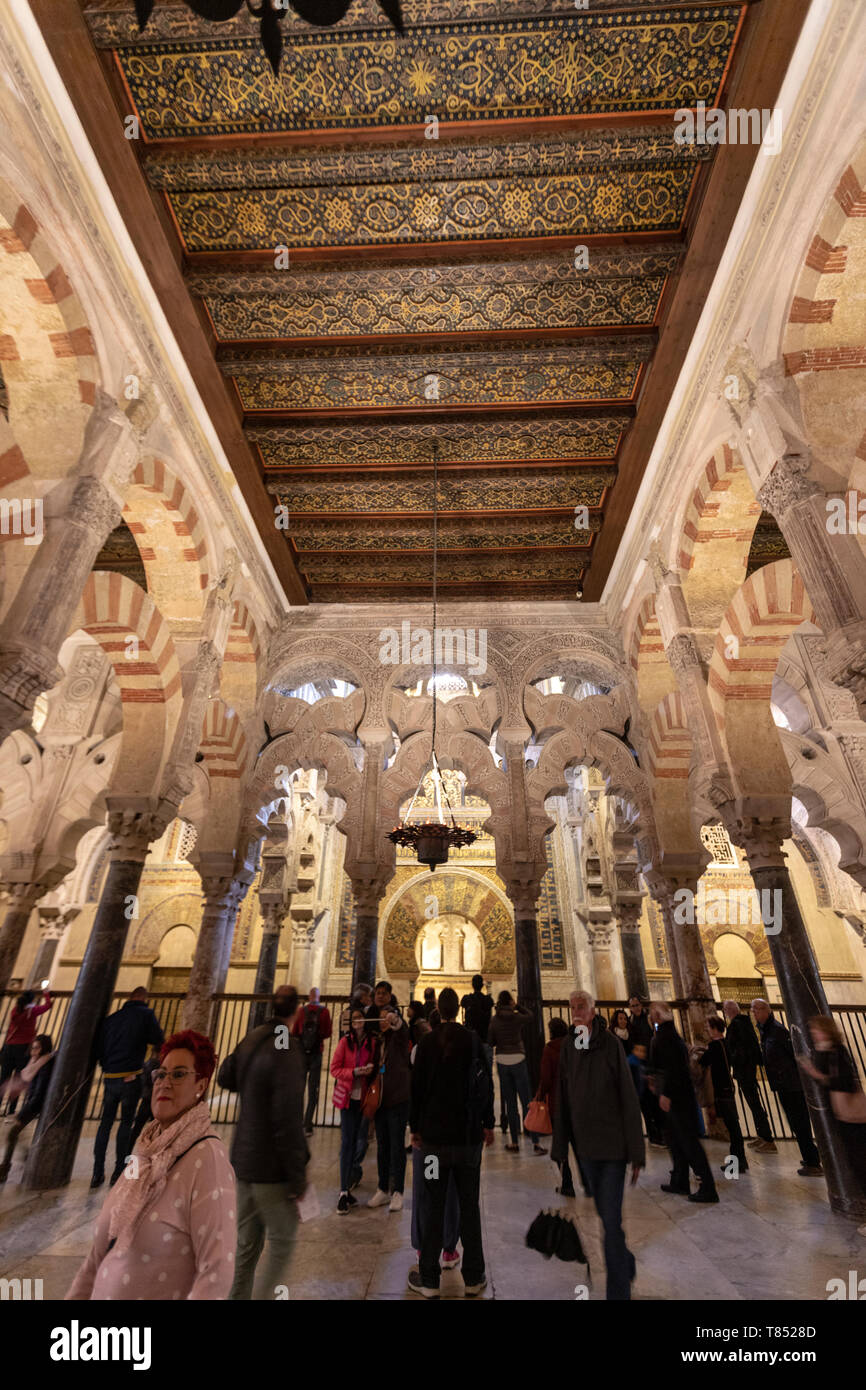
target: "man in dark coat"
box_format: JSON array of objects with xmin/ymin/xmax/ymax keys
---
[
  {"xmin": 722, "ymin": 1000, "xmax": 776, "ymax": 1151},
  {"xmin": 218, "ymin": 984, "xmax": 309, "ymax": 1299},
  {"xmin": 627, "ymin": 996, "xmax": 663, "ymax": 1145},
  {"xmin": 751, "ymin": 999, "xmax": 822, "ymax": 1175},
  {"xmin": 92, "ymin": 987, "xmax": 164, "ymax": 1188},
  {"xmin": 552, "ymin": 989, "xmax": 645, "ymax": 1300},
  {"xmin": 649, "ymin": 1002, "xmax": 718, "ymax": 1204}
]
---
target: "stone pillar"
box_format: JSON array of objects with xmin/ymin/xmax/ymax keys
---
[
  {"xmin": 350, "ymin": 880, "xmax": 386, "ymax": 993},
  {"xmin": 615, "ymin": 901, "xmax": 649, "ymax": 999},
  {"xmin": 586, "ymin": 921, "xmax": 619, "ymax": 1001},
  {"xmin": 216, "ymin": 878, "xmax": 250, "ymax": 994},
  {"xmin": 26, "ymin": 905, "xmax": 76, "ymax": 989},
  {"xmin": 728, "ymin": 816, "xmax": 866, "ymax": 1220},
  {"xmin": 756, "ymin": 453, "xmax": 866, "ymax": 716},
  {"xmin": 0, "ymin": 882, "xmax": 47, "ymax": 992},
  {"xmin": 655, "ymin": 876, "xmax": 716, "ymax": 1039},
  {"xmin": 0, "ymin": 395, "xmax": 138, "ymax": 741},
  {"xmin": 289, "ymin": 921, "xmax": 317, "ymax": 997},
  {"xmin": 249, "ymin": 900, "xmax": 287, "ymax": 1030},
  {"xmin": 23, "ymin": 803, "xmax": 170, "ymax": 1191},
  {"xmin": 183, "ymin": 867, "xmax": 239, "ymax": 1035},
  {"xmin": 654, "ymin": 893, "xmax": 685, "ymax": 1001},
  {"xmin": 506, "ymin": 880, "xmax": 545, "ymax": 1088}
]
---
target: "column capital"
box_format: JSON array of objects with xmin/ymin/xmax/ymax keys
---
[
  {"xmin": 260, "ymin": 899, "xmax": 288, "ymax": 934},
  {"xmin": 105, "ymin": 800, "xmax": 175, "ymax": 863},
  {"xmin": 67, "ymin": 473, "xmax": 123, "ymax": 536},
  {"xmin": 665, "ymin": 631, "xmax": 704, "ymax": 677},
  {"xmin": 586, "ymin": 920, "xmax": 616, "ymax": 950},
  {"xmin": 724, "ymin": 815, "xmax": 788, "ymax": 871},
  {"xmin": 504, "ymin": 877, "xmax": 543, "ymax": 918},
  {"xmin": 1, "ymin": 881, "xmax": 48, "ymax": 912},
  {"xmin": 614, "ymin": 900, "xmax": 643, "ymax": 932},
  {"xmin": 756, "ymin": 451, "xmax": 822, "ymax": 523},
  {"xmin": 350, "ymin": 877, "xmax": 389, "ymax": 918},
  {"xmin": 291, "ymin": 920, "xmax": 318, "ymax": 946}
]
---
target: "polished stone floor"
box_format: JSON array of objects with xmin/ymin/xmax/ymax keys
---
[{"xmin": 1, "ymin": 1121, "xmax": 863, "ymax": 1300}]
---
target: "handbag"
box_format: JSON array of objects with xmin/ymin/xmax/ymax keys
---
[
  {"xmin": 362, "ymin": 1068, "xmax": 383, "ymax": 1118},
  {"xmin": 525, "ymin": 1097, "xmax": 552, "ymax": 1135}
]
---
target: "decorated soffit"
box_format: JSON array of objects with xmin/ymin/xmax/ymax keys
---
[{"xmin": 82, "ymin": 0, "xmax": 752, "ymax": 602}]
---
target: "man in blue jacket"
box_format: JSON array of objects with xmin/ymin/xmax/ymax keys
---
[{"xmin": 92, "ymin": 987, "xmax": 163, "ymax": 1188}]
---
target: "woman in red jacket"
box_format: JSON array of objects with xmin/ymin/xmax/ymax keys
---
[
  {"xmin": 331, "ymin": 1007, "xmax": 378, "ymax": 1214},
  {"xmin": 538, "ymin": 1017, "xmax": 575, "ymax": 1196},
  {"xmin": 1, "ymin": 988, "xmax": 52, "ymax": 1116}
]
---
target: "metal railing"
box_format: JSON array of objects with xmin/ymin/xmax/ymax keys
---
[{"xmin": 3, "ymin": 990, "xmax": 865, "ymax": 1141}]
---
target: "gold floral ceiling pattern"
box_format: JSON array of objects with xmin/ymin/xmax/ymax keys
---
[{"xmin": 84, "ymin": 0, "xmax": 752, "ymax": 601}]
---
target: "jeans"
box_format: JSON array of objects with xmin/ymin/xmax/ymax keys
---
[
  {"xmin": 778, "ymin": 1089, "xmax": 821, "ymax": 1167},
  {"xmin": 229, "ymin": 1180, "xmax": 299, "ymax": 1300},
  {"xmin": 302, "ymin": 1051, "xmax": 322, "ymax": 1130},
  {"xmin": 715, "ymin": 1096, "xmax": 747, "ymax": 1167},
  {"xmin": 410, "ymin": 1145, "xmax": 460, "ymax": 1253},
  {"xmin": 339, "ymin": 1100, "xmax": 365, "ymax": 1192},
  {"xmin": 93, "ymin": 1075, "xmax": 141, "ymax": 1179},
  {"xmin": 375, "ymin": 1100, "xmax": 409, "ymax": 1194},
  {"xmin": 419, "ymin": 1144, "xmax": 485, "ymax": 1290},
  {"xmin": 666, "ymin": 1105, "xmax": 716, "ymax": 1192},
  {"xmin": 352, "ymin": 1115, "xmax": 370, "ymax": 1176},
  {"xmin": 577, "ymin": 1157, "xmax": 635, "ymax": 1301},
  {"xmin": 0, "ymin": 1044, "xmax": 29, "ymax": 1116},
  {"xmin": 734, "ymin": 1068, "xmax": 773, "ymax": 1142},
  {"xmin": 497, "ymin": 1059, "xmax": 531, "ymax": 1143}
]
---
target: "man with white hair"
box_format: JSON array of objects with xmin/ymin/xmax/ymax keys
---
[
  {"xmin": 722, "ymin": 1000, "xmax": 775, "ymax": 1152},
  {"xmin": 551, "ymin": 989, "xmax": 644, "ymax": 1300},
  {"xmin": 649, "ymin": 1001, "xmax": 718, "ymax": 1203}
]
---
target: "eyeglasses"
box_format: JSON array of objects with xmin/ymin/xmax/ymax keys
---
[{"xmin": 152, "ymin": 1068, "xmax": 198, "ymax": 1085}]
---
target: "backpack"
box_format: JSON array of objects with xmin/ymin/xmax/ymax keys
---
[{"xmin": 300, "ymin": 1005, "xmax": 321, "ymax": 1055}]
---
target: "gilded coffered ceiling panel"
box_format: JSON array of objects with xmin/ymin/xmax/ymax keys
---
[{"xmin": 268, "ymin": 466, "xmax": 614, "ymax": 514}]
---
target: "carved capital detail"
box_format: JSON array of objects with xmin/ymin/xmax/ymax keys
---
[
  {"xmin": 69, "ymin": 474, "xmax": 123, "ymax": 536},
  {"xmin": 724, "ymin": 817, "xmax": 788, "ymax": 871},
  {"xmin": 666, "ymin": 631, "xmax": 703, "ymax": 677},
  {"xmin": 615, "ymin": 901, "xmax": 643, "ymax": 932},
  {"xmin": 106, "ymin": 806, "xmax": 173, "ymax": 863},
  {"xmin": 757, "ymin": 452, "xmax": 821, "ymax": 522}
]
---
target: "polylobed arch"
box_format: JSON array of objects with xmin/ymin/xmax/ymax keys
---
[
  {"xmin": 707, "ymin": 560, "xmax": 814, "ymax": 797},
  {"xmin": 73, "ymin": 571, "xmax": 183, "ymax": 796}
]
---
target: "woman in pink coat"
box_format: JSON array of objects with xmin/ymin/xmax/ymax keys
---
[
  {"xmin": 331, "ymin": 1007, "xmax": 377, "ymax": 1215},
  {"xmin": 67, "ymin": 1030, "xmax": 235, "ymax": 1301}
]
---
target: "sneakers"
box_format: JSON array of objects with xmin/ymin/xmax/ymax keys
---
[
  {"xmin": 368, "ymin": 1188, "xmax": 390, "ymax": 1208},
  {"xmin": 797, "ymin": 1165, "xmax": 824, "ymax": 1177},
  {"xmin": 688, "ymin": 1188, "xmax": 720, "ymax": 1204},
  {"xmin": 389, "ymin": 1191, "xmax": 403, "ymax": 1212},
  {"xmin": 407, "ymin": 1270, "xmax": 439, "ymax": 1298},
  {"xmin": 464, "ymin": 1276, "xmax": 487, "ymax": 1297},
  {"xmin": 752, "ymin": 1139, "xmax": 778, "ymax": 1153},
  {"xmin": 346, "ymin": 1192, "xmax": 358, "ymax": 1206},
  {"xmin": 337, "ymin": 1193, "xmax": 350, "ymax": 1214},
  {"xmin": 441, "ymin": 1249, "xmax": 460, "ymax": 1269}
]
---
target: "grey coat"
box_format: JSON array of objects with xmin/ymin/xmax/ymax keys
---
[
  {"xmin": 217, "ymin": 1019, "xmax": 309, "ymax": 1191},
  {"xmin": 552, "ymin": 1015, "xmax": 645, "ymax": 1168}
]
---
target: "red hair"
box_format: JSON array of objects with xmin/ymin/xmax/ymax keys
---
[{"xmin": 160, "ymin": 1030, "xmax": 217, "ymax": 1082}]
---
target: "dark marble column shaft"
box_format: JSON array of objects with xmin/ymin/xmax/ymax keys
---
[
  {"xmin": 0, "ymin": 886, "xmax": 45, "ymax": 991},
  {"xmin": 352, "ymin": 914, "xmax": 379, "ymax": 995},
  {"xmin": 515, "ymin": 916, "xmax": 545, "ymax": 1089},
  {"xmin": 23, "ymin": 856, "xmax": 145, "ymax": 1190},
  {"xmin": 753, "ymin": 863, "xmax": 866, "ymax": 1220},
  {"xmin": 619, "ymin": 925, "xmax": 649, "ymax": 1000}
]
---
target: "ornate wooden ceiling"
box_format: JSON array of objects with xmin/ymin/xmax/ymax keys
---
[{"xmin": 70, "ymin": 0, "xmax": 789, "ymax": 603}]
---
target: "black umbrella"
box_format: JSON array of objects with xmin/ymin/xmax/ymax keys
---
[{"xmin": 525, "ymin": 1208, "xmax": 591, "ymax": 1273}]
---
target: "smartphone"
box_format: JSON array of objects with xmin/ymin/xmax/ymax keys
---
[{"xmin": 41, "ymin": 979, "xmax": 50, "ymax": 990}]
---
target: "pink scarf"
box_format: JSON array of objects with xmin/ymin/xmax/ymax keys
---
[{"xmin": 107, "ymin": 1100, "xmax": 214, "ymax": 1253}]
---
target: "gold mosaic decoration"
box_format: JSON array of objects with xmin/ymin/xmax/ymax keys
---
[{"xmin": 115, "ymin": 11, "xmax": 743, "ymax": 138}]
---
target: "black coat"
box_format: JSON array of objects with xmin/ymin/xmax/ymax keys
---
[
  {"xmin": 758, "ymin": 1015, "xmax": 802, "ymax": 1093},
  {"xmin": 97, "ymin": 1000, "xmax": 164, "ymax": 1073},
  {"xmin": 552, "ymin": 1016, "xmax": 645, "ymax": 1167},
  {"xmin": 725, "ymin": 1013, "xmax": 763, "ymax": 1076},
  {"xmin": 649, "ymin": 1019, "xmax": 695, "ymax": 1112},
  {"xmin": 217, "ymin": 1019, "xmax": 309, "ymax": 1190},
  {"xmin": 627, "ymin": 1012, "xmax": 653, "ymax": 1052}
]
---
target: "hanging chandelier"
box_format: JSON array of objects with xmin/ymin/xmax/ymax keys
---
[
  {"xmin": 132, "ymin": 2, "xmax": 404, "ymax": 77},
  {"xmin": 388, "ymin": 439, "xmax": 477, "ymax": 872}
]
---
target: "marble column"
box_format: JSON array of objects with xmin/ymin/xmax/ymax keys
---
[
  {"xmin": 653, "ymin": 893, "xmax": 685, "ymax": 1002},
  {"xmin": 289, "ymin": 921, "xmax": 317, "ymax": 997},
  {"xmin": 249, "ymin": 900, "xmax": 287, "ymax": 1030},
  {"xmin": 507, "ymin": 881, "xmax": 545, "ymax": 1088},
  {"xmin": 0, "ymin": 395, "xmax": 138, "ymax": 741},
  {"xmin": 586, "ymin": 921, "xmax": 619, "ymax": 1001},
  {"xmin": 0, "ymin": 882, "xmax": 47, "ymax": 992},
  {"xmin": 26, "ymin": 905, "xmax": 75, "ymax": 989},
  {"xmin": 729, "ymin": 817, "xmax": 866, "ymax": 1220},
  {"xmin": 663, "ymin": 878, "xmax": 716, "ymax": 1039},
  {"xmin": 183, "ymin": 869, "xmax": 238, "ymax": 1035},
  {"xmin": 23, "ymin": 804, "xmax": 169, "ymax": 1191},
  {"xmin": 216, "ymin": 879, "xmax": 250, "ymax": 995},
  {"xmin": 615, "ymin": 902, "xmax": 649, "ymax": 999},
  {"xmin": 351, "ymin": 881, "xmax": 384, "ymax": 994}
]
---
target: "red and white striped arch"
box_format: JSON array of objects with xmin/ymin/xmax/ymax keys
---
[
  {"xmin": 220, "ymin": 599, "xmax": 261, "ymax": 716},
  {"xmin": 199, "ymin": 700, "xmax": 248, "ymax": 780},
  {"xmin": 123, "ymin": 457, "xmax": 213, "ymax": 618},
  {"xmin": 646, "ymin": 691, "xmax": 692, "ymax": 783}
]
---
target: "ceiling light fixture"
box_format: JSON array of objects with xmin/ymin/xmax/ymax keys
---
[
  {"xmin": 388, "ymin": 439, "xmax": 476, "ymax": 872},
  {"xmin": 132, "ymin": 1, "xmax": 404, "ymax": 76}
]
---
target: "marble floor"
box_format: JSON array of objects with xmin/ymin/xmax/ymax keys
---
[{"xmin": 1, "ymin": 1122, "xmax": 863, "ymax": 1300}]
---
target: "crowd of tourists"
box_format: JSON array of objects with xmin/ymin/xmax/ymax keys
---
[{"xmin": 1, "ymin": 977, "xmax": 865, "ymax": 1300}]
